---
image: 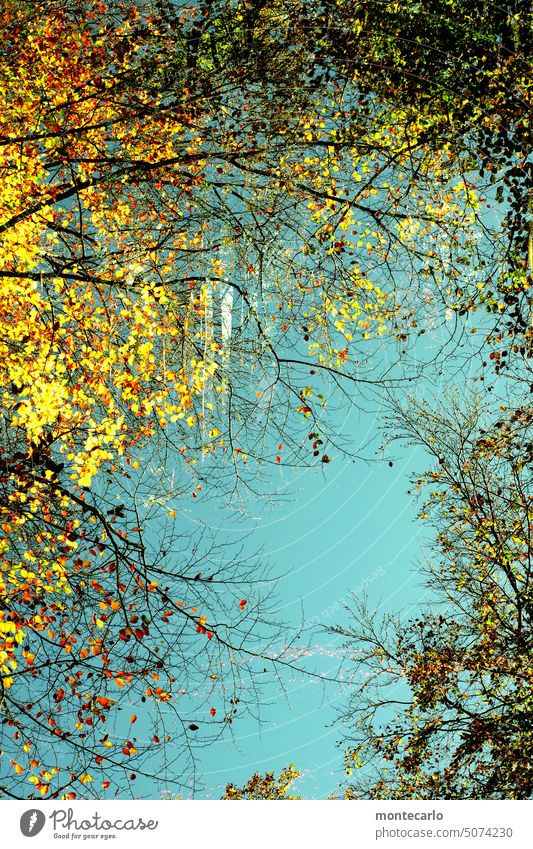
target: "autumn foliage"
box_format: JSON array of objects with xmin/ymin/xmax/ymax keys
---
[
  {"xmin": 1, "ymin": 0, "xmax": 532, "ymax": 800},
  {"xmin": 223, "ymin": 763, "xmax": 301, "ymax": 800}
]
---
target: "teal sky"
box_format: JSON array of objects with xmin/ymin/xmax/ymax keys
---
[
  {"xmin": 167, "ymin": 399, "xmax": 437, "ymax": 799},
  {"xmin": 114, "ymin": 311, "xmax": 487, "ymax": 800},
  {"xmin": 174, "ymin": 303, "xmax": 490, "ymax": 798}
]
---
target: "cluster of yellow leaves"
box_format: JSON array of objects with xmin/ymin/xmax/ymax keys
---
[
  {"xmin": 270, "ymin": 99, "xmax": 483, "ymax": 368},
  {"xmin": 0, "ymin": 273, "xmax": 219, "ymax": 464},
  {"xmin": 0, "ymin": 6, "xmax": 229, "ymax": 701},
  {"xmin": 222, "ymin": 763, "xmax": 301, "ymax": 799}
]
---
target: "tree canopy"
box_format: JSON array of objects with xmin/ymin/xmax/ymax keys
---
[{"xmin": 1, "ymin": 0, "xmax": 532, "ymax": 800}]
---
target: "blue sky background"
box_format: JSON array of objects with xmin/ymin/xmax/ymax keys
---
[
  {"xmin": 172, "ymin": 291, "xmax": 493, "ymax": 799},
  {"xmin": 165, "ymin": 396, "xmax": 436, "ymax": 799},
  {"xmin": 117, "ymin": 304, "xmax": 488, "ymax": 800}
]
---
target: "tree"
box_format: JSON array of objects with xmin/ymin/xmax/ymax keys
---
[
  {"xmin": 222, "ymin": 763, "xmax": 301, "ymax": 799},
  {"xmin": 314, "ymin": 0, "xmax": 533, "ymax": 367},
  {"xmin": 0, "ymin": 0, "xmax": 313, "ymax": 798},
  {"xmin": 1, "ymin": 0, "xmax": 521, "ymax": 800},
  {"xmin": 306, "ymin": 2, "xmax": 533, "ymax": 800},
  {"xmin": 335, "ymin": 395, "xmax": 533, "ymax": 799},
  {"xmin": 215, "ymin": 1, "xmax": 533, "ymax": 800}
]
